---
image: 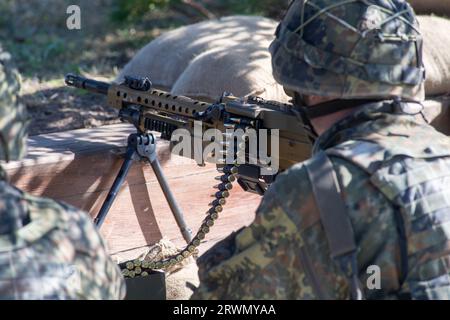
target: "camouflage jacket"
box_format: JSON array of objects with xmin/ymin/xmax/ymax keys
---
[
  {"xmin": 192, "ymin": 100, "xmax": 450, "ymax": 300},
  {"xmin": 0, "ymin": 167, "xmax": 126, "ymax": 300}
]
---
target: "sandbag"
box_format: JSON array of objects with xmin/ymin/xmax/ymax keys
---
[
  {"xmin": 118, "ymin": 16, "xmax": 278, "ymax": 90},
  {"xmin": 171, "ymin": 42, "xmax": 289, "ymax": 102},
  {"xmin": 419, "ymin": 16, "xmax": 450, "ymax": 96},
  {"xmin": 409, "ymin": 0, "xmax": 450, "ymax": 17},
  {"xmin": 423, "ymin": 96, "xmax": 450, "ymax": 136},
  {"xmin": 119, "ymin": 15, "xmax": 450, "ymax": 102},
  {"xmin": 117, "ymin": 15, "xmax": 290, "ymax": 102}
]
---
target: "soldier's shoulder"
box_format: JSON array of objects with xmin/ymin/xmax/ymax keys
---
[
  {"xmin": 263, "ymin": 162, "xmax": 310, "ymax": 206},
  {"xmin": 0, "ymin": 46, "xmax": 12, "ymax": 67},
  {"xmin": 268, "ymin": 161, "xmax": 311, "ymax": 198},
  {"xmin": 22, "ymin": 190, "xmax": 83, "ymax": 216},
  {"xmin": 0, "ymin": 182, "xmax": 104, "ymax": 252},
  {"xmin": 327, "ymin": 125, "xmax": 450, "ymax": 174},
  {"xmin": 257, "ymin": 161, "xmax": 321, "ymax": 229},
  {"xmin": 0, "ymin": 181, "xmax": 29, "ymax": 233},
  {"xmin": 0, "ymin": 179, "xmax": 24, "ymax": 200},
  {"xmin": 15, "ymin": 186, "xmax": 86, "ymax": 226},
  {"xmin": 24, "ymin": 192, "xmax": 103, "ymax": 247},
  {"xmin": 197, "ymin": 164, "xmax": 312, "ymax": 269},
  {"xmin": 0, "ymin": 181, "xmax": 71, "ymax": 218}
]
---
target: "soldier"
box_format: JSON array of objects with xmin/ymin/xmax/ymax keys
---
[
  {"xmin": 192, "ymin": 0, "xmax": 450, "ymax": 300},
  {"xmin": 0, "ymin": 47, "xmax": 126, "ymax": 300}
]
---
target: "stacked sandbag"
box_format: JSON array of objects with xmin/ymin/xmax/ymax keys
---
[
  {"xmin": 409, "ymin": 0, "xmax": 450, "ymax": 17},
  {"xmin": 423, "ymin": 97, "xmax": 450, "ymax": 136},
  {"xmin": 418, "ymin": 16, "xmax": 450, "ymax": 96},
  {"xmin": 118, "ymin": 15, "xmax": 290, "ymax": 102},
  {"xmin": 171, "ymin": 42, "xmax": 288, "ymax": 102},
  {"xmin": 119, "ymin": 14, "xmax": 450, "ymax": 102}
]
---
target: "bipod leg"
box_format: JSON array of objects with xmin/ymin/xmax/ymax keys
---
[
  {"xmin": 150, "ymin": 157, "xmax": 193, "ymax": 243},
  {"xmin": 135, "ymin": 133, "xmax": 193, "ymax": 244},
  {"xmin": 94, "ymin": 135, "xmax": 139, "ymax": 228}
]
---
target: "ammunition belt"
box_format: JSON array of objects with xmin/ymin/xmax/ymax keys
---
[{"xmin": 121, "ymin": 124, "xmax": 246, "ymax": 278}]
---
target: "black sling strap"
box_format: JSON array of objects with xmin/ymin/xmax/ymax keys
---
[{"xmin": 305, "ymin": 151, "xmax": 364, "ymax": 300}]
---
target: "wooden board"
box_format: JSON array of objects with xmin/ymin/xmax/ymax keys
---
[{"xmin": 2, "ymin": 124, "xmax": 261, "ymax": 258}]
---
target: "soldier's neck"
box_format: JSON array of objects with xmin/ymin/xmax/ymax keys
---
[
  {"xmin": 302, "ymin": 95, "xmax": 357, "ymax": 136},
  {"xmin": 310, "ymin": 108, "xmax": 358, "ymax": 136}
]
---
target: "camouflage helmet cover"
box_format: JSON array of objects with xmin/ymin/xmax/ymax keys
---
[
  {"xmin": 270, "ymin": 0, "xmax": 426, "ymax": 102},
  {"xmin": 0, "ymin": 47, "xmax": 28, "ymax": 162}
]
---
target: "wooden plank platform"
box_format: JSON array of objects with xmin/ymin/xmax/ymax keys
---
[{"xmin": 2, "ymin": 124, "xmax": 261, "ymax": 259}]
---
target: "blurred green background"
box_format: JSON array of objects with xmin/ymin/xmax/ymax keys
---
[
  {"xmin": 0, "ymin": 0, "xmax": 289, "ymax": 81},
  {"xmin": 0, "ymin": 0, "xmax": 290, "ymax": 135}
]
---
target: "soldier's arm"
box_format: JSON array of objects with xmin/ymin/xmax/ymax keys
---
[
  {"xmin": 56, "ymin": 201, "xmax": 127, "ymax": 300},
  {"xmin": 24, "ymin": 194, "xmax": 127, "ymax": 300},
  {"xmin": 192, "ymin": 164, "xmax": 346, "ymax": 300}
]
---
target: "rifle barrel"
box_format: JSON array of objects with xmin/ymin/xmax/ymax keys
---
[{"xmin": 65, "ymin": 74, "xmax": 110, "ymax": 95}]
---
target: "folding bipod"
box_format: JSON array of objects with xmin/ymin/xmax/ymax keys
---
[{"xmin": 95, "ymin": 129, "xmax": 193, "ymax": 300}]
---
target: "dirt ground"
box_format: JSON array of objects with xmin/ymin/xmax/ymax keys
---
[{"xmin": 21, "ymin": 79, "xmax": 119, "ymax": 136}]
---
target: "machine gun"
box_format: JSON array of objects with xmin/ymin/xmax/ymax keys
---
[{"xmin": 65, "ymin": 74, "xmax": 313, "ymax": 275}]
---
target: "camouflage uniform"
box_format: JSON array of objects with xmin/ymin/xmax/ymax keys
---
[
  {"xmin": 193, "ymin": 101, "xmax": 450, "ymax": 300},
  {"xmin": 193, "ymin": 1, "xmax": 450, "ymax": 300},
  {"xmin": 0, "ymin": 47, "xmax": 126, "ymax": 299}
]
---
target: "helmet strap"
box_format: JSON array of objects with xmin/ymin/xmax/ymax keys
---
[
  {"xmin": 301, "ymin": 98, "xmax": 380, "ymax": 120},
  {"xmin": 292, "ymin": 93, "xmax": 318, "ymax": 139}
]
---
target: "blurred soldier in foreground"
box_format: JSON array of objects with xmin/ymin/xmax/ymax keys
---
[
  {"xmin": 193, "ymin": 0, "xmax": 450, "ymax": 300},
  {"xmin": 0, "ymin": 47, "xmax": 126, "ymax": 300}
]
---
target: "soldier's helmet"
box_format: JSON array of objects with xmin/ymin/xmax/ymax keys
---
[
  {"xmin": 0, "ymin": 46, "xmax": 28, "ymax": 162},
  {"xmin": 270, "ymin": 0, "xmax": 425, "ymax": 102}
]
